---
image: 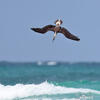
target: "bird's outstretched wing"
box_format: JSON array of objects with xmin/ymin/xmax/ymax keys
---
[
  {"xmin": 59, "ymin": 27, "xmax": 80, "ymax": 41},
  {"xmin": 31, "ymin": 25, "xmax": 55, "ymax": 34}
]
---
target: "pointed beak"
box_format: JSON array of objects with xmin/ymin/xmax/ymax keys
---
[
  {"xmin": 53, "ymin": 35, "xmax": 55, "ymax": 40},
  {"xmin": 53, "ymin": 32, "xmax": 57, "ymax": 41}
]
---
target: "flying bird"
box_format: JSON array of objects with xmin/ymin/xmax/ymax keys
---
[{"xmin": 31, "ymin": 19, "xmax": 80, "ymax": 41}]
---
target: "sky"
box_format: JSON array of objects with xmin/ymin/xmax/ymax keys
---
[{"xmin": 0, "ymin": 0, "xmax": 100, "ymax": 62}]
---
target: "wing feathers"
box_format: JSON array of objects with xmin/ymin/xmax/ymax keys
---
[
  {"xmin": 31, "ymin": 24, "xmax": 80, "ymax": 41},
  {"xmin": 31, "ymin": 25, "xmax": 55, "ymax": 34},
  {"xmin": 60, "ymin": 27, "xmax": 80, "ymax": 41}
]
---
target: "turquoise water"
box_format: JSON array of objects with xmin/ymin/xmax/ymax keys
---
[{"xmin": 0, "ymin": 62, "xmax": 100, "ymax": 100}]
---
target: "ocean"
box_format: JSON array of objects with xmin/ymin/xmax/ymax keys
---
[{"xmin": 0, "ymin": 61, "xmax": 100, "ymax": 100}]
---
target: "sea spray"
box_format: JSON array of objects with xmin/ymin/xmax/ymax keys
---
[{"xmin": 0, "ymin": 81, "xmax": 99, "ymax": 100}]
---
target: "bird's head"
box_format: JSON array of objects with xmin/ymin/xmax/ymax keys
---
[{"xmin": 54, "ymin": 19, "xmax": 63, "ymax": 26}]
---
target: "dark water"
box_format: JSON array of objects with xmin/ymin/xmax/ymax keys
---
[{"xmin": 0, "ymin": 61, "xmax": 100, "ymax": 100}]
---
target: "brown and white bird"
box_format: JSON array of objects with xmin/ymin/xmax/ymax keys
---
[{"xmin": 31, "ymin": 19, "xmax": 80, "ymax": 41}]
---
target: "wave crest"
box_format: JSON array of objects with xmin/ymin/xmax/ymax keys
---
[{"xmin": 0, "ymin": 81, "xmax": 100, "ymax": 100}]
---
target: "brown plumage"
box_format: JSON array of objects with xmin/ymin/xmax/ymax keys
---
[
  {"xmin": 59, "ymin": 27, "xmax": 80, "ymax": 41},
  {"xmin": 31, "ymin": 20, "xmax": 80, "ymax": 41},
  {"xmin": 31, "ymin": 25, "xmax": 55, "ymax": 34}
]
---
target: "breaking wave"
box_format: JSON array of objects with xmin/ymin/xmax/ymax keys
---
[{"xmin": 0, "ymin": 81, "xmax": 100, "ymax": 100}]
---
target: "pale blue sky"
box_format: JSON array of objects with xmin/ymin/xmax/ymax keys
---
[{"xmin": 0, "ymin": 0, "xmax": 100, "ymax": 62}]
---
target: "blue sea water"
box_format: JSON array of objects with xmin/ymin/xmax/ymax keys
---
[{"xmin": 0, "ymin": 61, "xmax": 100, "ymax": 100}]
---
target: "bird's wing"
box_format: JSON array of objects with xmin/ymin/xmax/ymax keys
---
[
  {"xmin": 59, "ymin": 27, "xmax": 80, "ymax": 41},
  {"xmin": 31, "ymin": 25, "xmax": 55, "ymax": 34}
]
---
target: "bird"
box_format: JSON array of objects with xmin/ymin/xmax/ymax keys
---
[{"xmin": 31, "ymin": 19, "xmax": 80, "ymax": 41}]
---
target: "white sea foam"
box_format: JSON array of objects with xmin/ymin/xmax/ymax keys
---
[
  {"xmin": 31, "ymin": 98, "xmax": 81, "ymax": 100},
  {"xmin": 0, "ymin": 81, "xmax": 99, "ymax": 100}
]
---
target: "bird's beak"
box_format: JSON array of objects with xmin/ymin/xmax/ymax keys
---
[{"xmin": 53, "ymin": 32, "xmax": 57, "ymax": 41}]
